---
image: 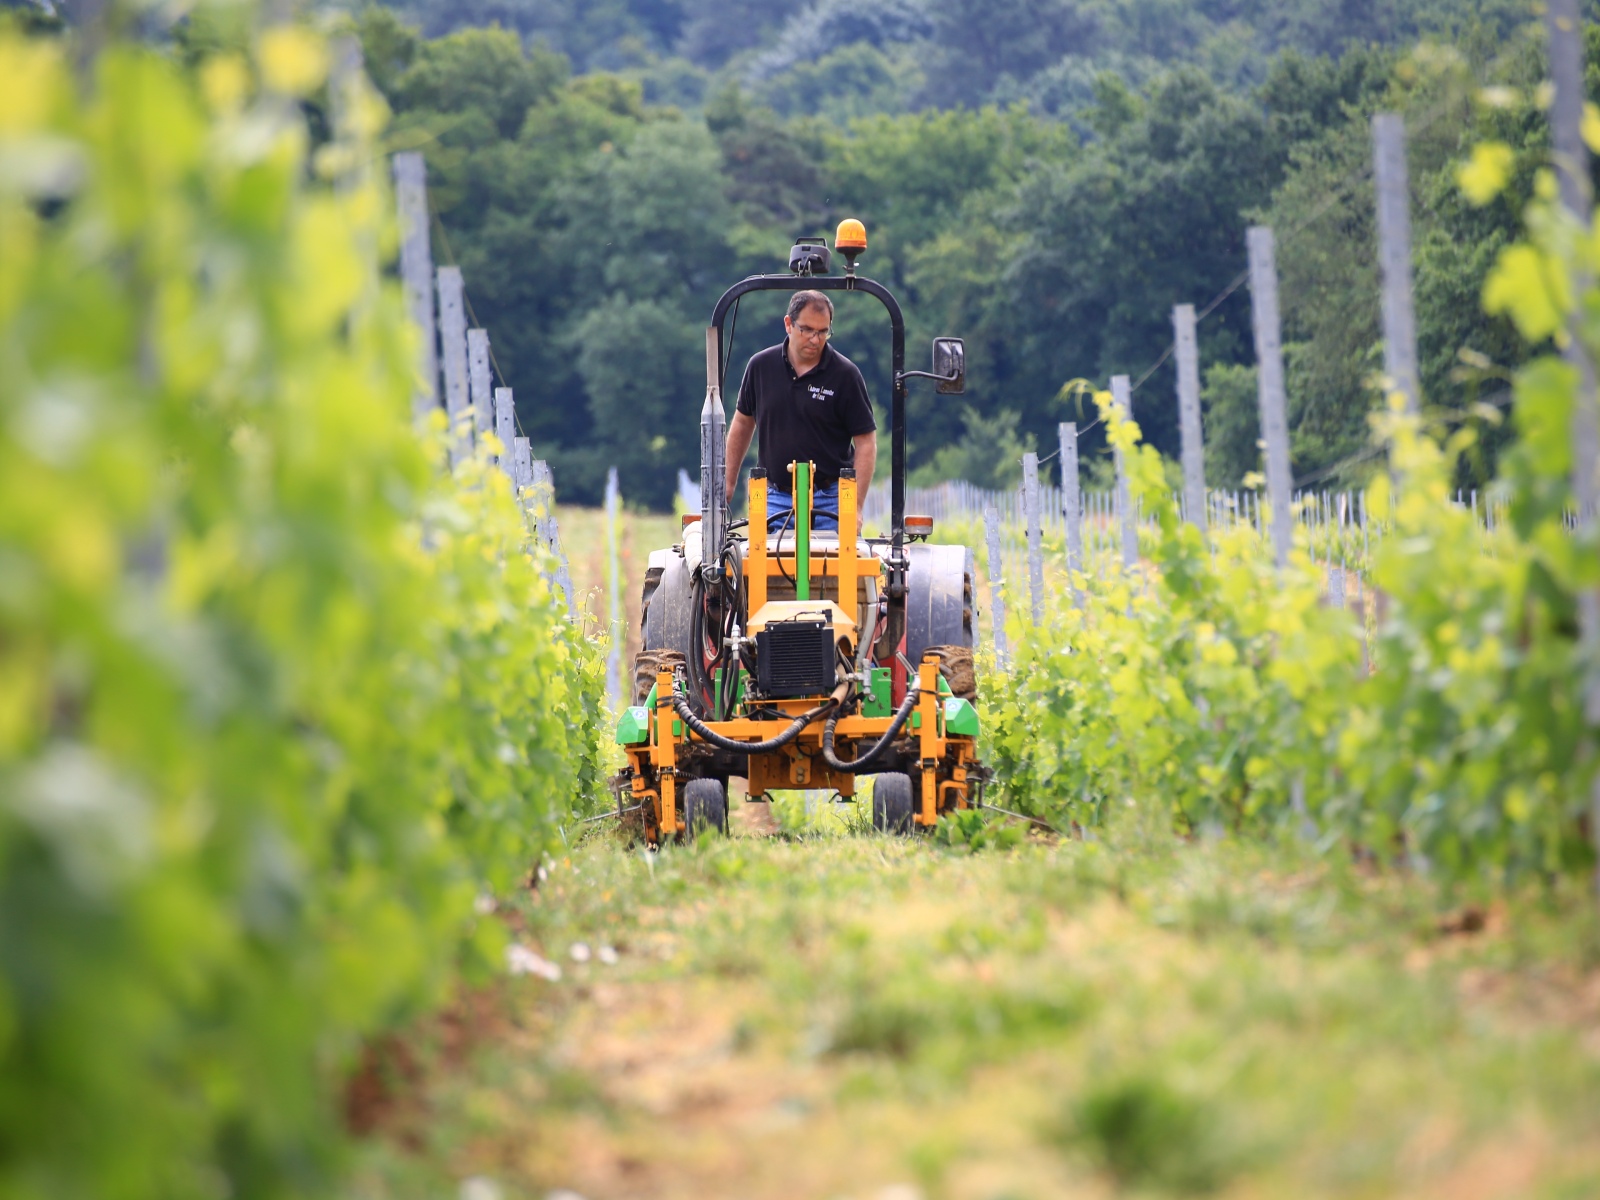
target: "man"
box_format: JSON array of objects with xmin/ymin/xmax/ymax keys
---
[{"xmin": 723, "ymin": 290, "xmax": 877, "ymax": 534}]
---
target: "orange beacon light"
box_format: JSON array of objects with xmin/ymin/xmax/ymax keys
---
[{"xmin": 835, "ymin": 218, "xmax": 867, "ymax": 269}]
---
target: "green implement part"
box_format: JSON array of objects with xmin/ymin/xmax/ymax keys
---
[
  {"xmin": 615, "ymin": 706, "xmax": 650, "ymax": 746},
  {"xmin": 943, "ymin": 696, "xmax": 979, "ymax": 738},
  {"xmin": 861, "ymin": 666, "xmax": 892, "ymax": 717},
  {"xmin": 795, "ymin": 460, "xmax": 811, "ymax": 601}
]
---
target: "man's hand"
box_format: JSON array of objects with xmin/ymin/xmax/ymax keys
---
[{"xmin": 724, "ymin": 411, "xmax": 756, "ymax": 503}]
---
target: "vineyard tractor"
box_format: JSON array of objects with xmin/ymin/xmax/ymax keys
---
[{"xmin": 612, "ymin": 220, "xmax": 989, "ymax": 846}]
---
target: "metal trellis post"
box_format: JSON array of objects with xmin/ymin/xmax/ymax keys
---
[
  {"xmin": 1173, "ymin": 303, "xmax": 1207, "ymax": 531},
  {"xmin": 1060, "ymin": 421, "xmax": 1082, "ymax": 606},
  {"xmin": 1373, "ymin": 113, "xmax": 1421, "ymax": 413},
  {"xmin": 984, "ymin": 505, "xmax": 1009, "ymax": 671},
  {"xmin": 1111, "ymin": 375, "xmax": 1139, "ymax": 572},
  {"xmin": 1547, "ymin": 0, "xmax": 1600, "ymax": 888},
  {"xmin": 1023, "ymin": 451, "xmax": 1044, "ymax": 627},
  {"xmin": 1247, "ymin": 227, "xmax": 1295, "ymax": 568}
]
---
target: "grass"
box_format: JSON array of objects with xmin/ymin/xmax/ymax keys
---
[
  {"xmin": 349, "ymin": 799, "xmax": 1600, "ymax": 1200},
  {"xmin": 553, "ymin": 504, "xmax": 682, "ymax": 674}
]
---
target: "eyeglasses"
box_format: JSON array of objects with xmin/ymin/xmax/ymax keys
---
[{"xmin": 792, "ymin": 322, "xmax": 831, "ymax": 341}]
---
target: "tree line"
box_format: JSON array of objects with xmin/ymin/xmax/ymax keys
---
[{"xmin": 349, "ymin": 1, "xmax": 1597, "ymax": 507}]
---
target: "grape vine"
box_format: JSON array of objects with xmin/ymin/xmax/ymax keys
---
[{"xmin": 0, "ymin": 23, "xmax": 604, "ymax": 1199}]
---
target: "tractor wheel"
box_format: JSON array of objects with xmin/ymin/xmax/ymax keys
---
[
  {"xmin": 682, "ymin": 778, "xmax": 728, "ymax": 838},
  {"xmin": 633, "ymin": 648, "xmax": 687, "ymax": 705},
  {"xmin": 922, "ymin": 645, "xmax": 977, "ymax": 702},
  {"xmin": 870, "ymin": 772, "xmax": 915, "ymax": 834},
  {"xmin": 641, "ymin": 550, "xmax": 694, "ymax": 662},
  {"xmin": 906, "ymin": 543, "xmax": 974, "ymax": 664}
]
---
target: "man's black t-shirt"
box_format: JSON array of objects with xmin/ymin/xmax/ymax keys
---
[{"xmin": 735, "ymin": 339, "xmax": 876, "ymax": 492}]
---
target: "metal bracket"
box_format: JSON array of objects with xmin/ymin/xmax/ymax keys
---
[{"xmin": 886, "ymin": 549, "xmax": 909, "ymax": 600}]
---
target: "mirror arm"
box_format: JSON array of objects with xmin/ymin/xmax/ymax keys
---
[{"xmin": 896, "ymin": 369, "xmax": 960, "ymax": 385}]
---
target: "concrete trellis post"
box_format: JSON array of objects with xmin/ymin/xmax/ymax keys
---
[
  {"xmin": 1173, "ymin": 303, "xmax": 1207, "ymax": 530},
  {"xmin": 1022, "ymin": 451, "xmax": 1044, "ymax": 627},
  {"xmin": 984, "ymin": 505, "xmax": 1008, "ymax": 671},
  {"xmin": 522, "ymin": 455, "xmax": 573, "ymax": 617},
  {"xmin": 1373, "ymin": 113, "xmax": 1420, "ymax": 414},
  {"xmin": 436, "ymin": 266, "xmax": 471, "ymax": 467},
  {"xmin": 1111, "ymin": 374, "xmax": 1139, "ymax": 572},
  {"xmin": 494, "ymin": 388, "xmax": 515, "ymax": 478},
  {"xmin": 512, "ymin": 440, "xmax": 536, "ymax": 546},
  {"xmin": 512, "ymin": 438, "xmax": 532, "ymax": 484},
  {"xmin": 1247, "ymin": 226, "xmax": 1295, "ymax": 568},
  {"xmin": 467, "ymin": 328, "xmax": 493, "ymax": 439},
  {"xmin": 1059, "ymin": 421, "xmax": 1082, "ymax": 605},
  {"xmin": 395, "ymin": 154, "xmax": 581, "ymax": 635},
  {"xmin": 392, "ymin": 152, "xmax": 438, "ymax": 425}
]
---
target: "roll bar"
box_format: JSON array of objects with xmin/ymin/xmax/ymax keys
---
[{"xmin": 699, "ymin": 274, "xmax": 909, "ymax": 612}]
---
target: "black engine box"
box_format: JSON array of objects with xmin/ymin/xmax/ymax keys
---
[{"xmin": 755, "ymin": 620, "xmax": 835, "ymax": 698}]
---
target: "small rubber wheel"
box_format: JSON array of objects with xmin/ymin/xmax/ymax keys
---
[
  {"xmin": 682, "ymin": 778, "xmax": 728, "ymax": 838},
  {"xmin": 870, "ymin": 772, "xmax": 915, "ymax": 834}
]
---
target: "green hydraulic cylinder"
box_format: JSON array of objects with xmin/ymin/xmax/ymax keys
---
[{"xmin": 794, "ymin": 460, "xmax": 811, "ymax": 601}]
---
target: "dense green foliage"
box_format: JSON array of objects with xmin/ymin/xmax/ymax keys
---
[
  {"xmin": 382, "ymin": 0, "xmax": 1536, "ymax": 113},
  {"xmin": 0, "ymin": 22, "xmax": 603, "ymax": 1198},
  {"xmin": 989, "ymin": 141, "xmax": 1600, "ymax": 882},
  {"xmin": 1222, "ymin": 29, "xmax": 1600, "ymax": 486},
  {"xmin": 9, "ymin": 3, "xmax": 1600, "ymax": 1196},
  {"xmin": 350, "ymin": 2, "xmax": 1600, "ymax": 506}
]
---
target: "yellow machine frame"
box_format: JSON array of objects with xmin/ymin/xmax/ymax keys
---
[{"xmin": 623, "ymin": 472, "xmax": 978, "ymax": 843}]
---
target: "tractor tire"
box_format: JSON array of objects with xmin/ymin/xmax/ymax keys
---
[
  {"xmin": 633, "ymin": 648, "xmax": 687, "ymax": 705},
  {"xmin": 638, "ymin": 558, "xmax": 666, "ymax": 638},
  {"xmin": 641, "ymin": 550, "xmax": 694, "ymax": 660},
  {"xmin": 905, "ymin": 543, "xmax": 975, "ymax": 666},
  {"xmin": 682, "ymin": 778, "xmax": 728, "ymax": 838},
  {"xmin": 922, "ymin": 645, "xmax": 977, "ymax": 702},
  {"xmin": 870, "ymin": 772, "xmax": 915, "ymax": 834}
]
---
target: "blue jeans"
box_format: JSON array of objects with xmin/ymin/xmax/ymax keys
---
[{"xmin": 765, "ymin": 483, "xmax": 839, "ymax": 533}]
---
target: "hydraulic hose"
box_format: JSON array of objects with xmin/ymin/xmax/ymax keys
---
[
  {"xmin": 820, "ymin": 678, "xmax": 923, "ymax": 773},
  {"xmin": 686, "ymin": 539, "xmax": 746, "ymax": 720},
  {"xmin": 670, "ymin": 686, "xmax": 837, "ymax": 755}
]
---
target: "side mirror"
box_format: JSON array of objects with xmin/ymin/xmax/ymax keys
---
[{"xmin": 932, "ymin": 337, "xmax": 965, "ymax": 394}]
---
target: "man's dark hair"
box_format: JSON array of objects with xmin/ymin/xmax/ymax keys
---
[{"xmin": 786, "ymin": 290, "xmax": 834, "ymax": 323}]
